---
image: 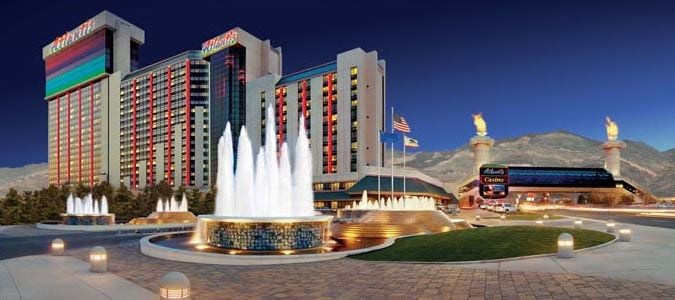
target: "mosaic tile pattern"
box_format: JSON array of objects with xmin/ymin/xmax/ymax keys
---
[
  {"xmin": 206, "ymin": 220, "xmax": 330, "ymax": 250},
  {"xmin": 61, "ymin": 214, "xmax": 115, "ymax": 225}
]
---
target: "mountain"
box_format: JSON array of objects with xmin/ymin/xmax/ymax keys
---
[
  {"xmin": 0, "ymin": 163, "xmax": 49, "ymax": 196},
  {"xmin": 398, "ymin": 131, "xmax": 675, "ymax": 197},
  {"xmin": 665, "ymin": 148, "xmax": 675, "ymax": 161}
]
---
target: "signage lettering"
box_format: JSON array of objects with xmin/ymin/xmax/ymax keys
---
[
  {"xmin": 48, "ymin": 19, "xmax": 96, "ymax": 56},
  {"xmin": 202, "ymin": 30, "xmax": 238, "ymax": 58}
]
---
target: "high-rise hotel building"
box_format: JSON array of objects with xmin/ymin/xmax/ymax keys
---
[
  {"xmin": 45, "ymin": 11, "xmax": 386, "ymax": 194},
  {"xmin": 119, "ymin": 51, "xmax": 210, "ymax": 189},
  {"xmin": 203, "ymin": 28, "xmax": 386, "ymax": 193},
  {"xmin": 43, "ymin": 11, "xmax": 144, "ymax": 187}
]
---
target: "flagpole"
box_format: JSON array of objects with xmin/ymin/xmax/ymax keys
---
[
  {"xmin": 403, "ymin": 134, "xmax": 406, "ymax": 207},
  {"xmin": 391, "ymin": 107, "xmax": 394, "ymax": 203},
  {"xmin": 377, "ymin": 129, "xmax": 381, "ymax": 208}
]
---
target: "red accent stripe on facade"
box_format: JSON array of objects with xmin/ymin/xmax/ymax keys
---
[
  {"xmin": 326, "ymin": 73, "xmax": 333, "ymax": 173},
  {"xmin": 67, "ymin": 93, "xmax": 71, "ymax": 183},
  {"xmin": 184, "ymin": 60, "xmax": 191, "ymax": 186},
  {"xmin": 148, "ymin": 73, "xmax": 154, "ymax": 186},
  {"xmin": 301, "ymin": 80, "xmax": 308, "ymax": 122},
  {"xmin": 166, "ymin": 67, "xmax": 172, "ymax": 185},
  {"xmin": 131, "ymin": 79, "xmax": 137, "ymax": 188},
  {"xmin": 89, "ymin": 83, "xmax": 94, "ymax": 187},
  {"xmin": 278, "ymin": 87, "xmax": 284, "ymax": 148},
  {"xmin": 56, "ymin": 97, "xmax": 60, "ymax": 185},
  {"xmin": 78, "ymin": 87, "xmax": 82, "ymax": 182}
]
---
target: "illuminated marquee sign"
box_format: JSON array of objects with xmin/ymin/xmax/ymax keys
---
[
  {"xmin": 479, "ymin": 164, "xmax": 509, "ymax": 199},
  {"xmin": 47, "ymin": 19, "xmax": 96, "ymax": 57},
  {"xmin": 202, "ymin": 30, "xmax": 238, "ymax": 58}
]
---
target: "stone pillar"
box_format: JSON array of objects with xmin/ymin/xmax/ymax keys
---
[
  {"xmin": 470, "ymin": 136, "xmax": 495, "ymax": 176},
  {"xmin": 602, "ymin": 140, "xmax": 626, "ymax": 177}
]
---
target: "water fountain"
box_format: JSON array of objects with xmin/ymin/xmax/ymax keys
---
[
  {"xmin": 192, "ymin": 105, "xmax": 332, "ymax": 251},
  {"xmin": 129, "ymin": 195, "xmax": 196, "ymax": 225},
  {"xmin": 61, "ymin": 193, "xmax": 115, "ymax": 225}
]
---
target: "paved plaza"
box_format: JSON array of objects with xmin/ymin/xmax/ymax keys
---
[{"xmin": 3, "ymin": 216, "xmax": 675, "ymax": 299}]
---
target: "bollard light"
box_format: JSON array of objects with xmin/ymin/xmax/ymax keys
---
[
  {"xmin": 574, "ymin": 219, "xmax": 583, "ymax": 229},
  {"xmin": 51, "ymin": 238, "xmax": 65, "ymax": 256},
  {"xmin": 543, "ymin": 214, "xmax": 549, "ymax": 220},
  {"xmin": 500, "ymin": 214, "xmax": 506, "ymax": 221},
  {"xmin": 160, "ymin": 271, "xmax": 191, "ymax": 300},
  {"xmin": 89, "ymin": 246, "xmax": 107, "ymax": 273},
  {"xmin": 475, "ymin": 215, "xmax": 481, "ymax": 221},
  {"xmin": 619, "ymin": 226, "xmax": 632, "ymax": 242},
  {"xmin": 557, "ymin": 233, "xmax": 574, "ymax": 258},
  {"xmin": 606, "ymin": 219, "xmax": 616, "ymax": 233},
  {"xmin": 535, "ymin": 218, "xmax": 544, "ymax": 225}
]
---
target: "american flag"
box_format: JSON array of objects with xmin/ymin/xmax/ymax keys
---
[{"xmin": 393, "ymin": 113, "xmax": 411, "ymax": 133}]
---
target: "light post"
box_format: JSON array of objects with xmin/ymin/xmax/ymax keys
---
[
  {"xmin": 89, "ymin": 246, "xmax": 107, "ymax": 273},
  {"xmin": 619, "ymin": 226, "xmax": 632, "ymax": 242},
  {"xmin": 51, "ymin": 239, "xmax": 65, "ymax": 256},
  {"xmin": 557, "ymin": 233, "xmax": 574, "ymax": 258},
  {"xmin": 160, "ymin": 272, "xmax": 191, "ymax": 300},
  {"xmin": 606, "ymin": 219, "xmax": 616, "ymax": 233}
]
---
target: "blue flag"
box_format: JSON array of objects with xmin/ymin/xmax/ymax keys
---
[{"xmin": 380, "ymin": 132, "xmax": 401, "ymax": 143}]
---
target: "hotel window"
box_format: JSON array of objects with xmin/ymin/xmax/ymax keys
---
[
  {"xmin": 350, "ymin": 67, "xmax": 358, "ymax": 172},
  {"xmin": 322, "ymin": 73, "xmax": 338, "ymax": 174},
  {"xmin": 297, "ymin": 81, "xmax": 311, "ymax": 139}
]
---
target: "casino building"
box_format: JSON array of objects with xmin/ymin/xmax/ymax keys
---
[
  {"xmin": 44, "ymin": 11, "xmax": 144, "ymax": 187},
  {"xmin": 44, "ymin": 11, "xmax": 388, "ymax": 194}
]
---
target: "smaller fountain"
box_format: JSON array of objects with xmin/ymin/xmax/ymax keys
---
[
  {"xmin": 129, "ymin": 194, "xmax": 197, "ymax": 225},
  {"xmin": 61, "ymin": 193, "xmax": 115, "ymax": 225}
]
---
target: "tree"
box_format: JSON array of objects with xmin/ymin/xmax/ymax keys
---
[
  {"xmin": 113, "ymin": 183, "xmax": 134, "ymax": 222},
  {"xmin": 1, "ymin": 188, "xmax": 21, "ymax": 224}
]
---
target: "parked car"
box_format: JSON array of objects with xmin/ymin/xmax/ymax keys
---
[{"xmin": 495, "ymin": 203, "xmax": 517, "ymax": 213}]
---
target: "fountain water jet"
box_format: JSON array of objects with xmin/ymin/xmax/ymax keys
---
[{"xmin": 193, "ymin": 105, "xmax": 331, "ymax": 251}]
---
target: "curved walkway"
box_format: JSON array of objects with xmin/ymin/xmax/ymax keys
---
[{"xmin": 470, "ymin": 215, "xmax": 675, "ymax": 286}]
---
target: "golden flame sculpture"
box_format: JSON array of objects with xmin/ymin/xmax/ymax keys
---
[
  {"xmin": 605, "ymin": 117, "xmax": 619, "ymax": 141},
  {"xmin": 472, "ymin": 113, "xmax": 487, "ymax": 136}
]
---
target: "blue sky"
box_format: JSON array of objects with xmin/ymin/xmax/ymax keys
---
[{"xmin": 0, "ymin": 0, "xmax": 674, "ymax": 167}]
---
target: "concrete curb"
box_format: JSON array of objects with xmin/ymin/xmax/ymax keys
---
[
  {"xmin": 139, "ymin": 231, "xmax": 396, "ymax": 265},
  {"xmin": 36, "ymin": 222, "xmax": 194, "ymax": 232},
  {"xmin": 350, "ymin": 227, "xmax": 618, "ymax": 265}
]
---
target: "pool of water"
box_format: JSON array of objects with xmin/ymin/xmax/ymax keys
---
[{"xmin": 150, "ymin": 232, "xmax": 387, "ymax": 255}]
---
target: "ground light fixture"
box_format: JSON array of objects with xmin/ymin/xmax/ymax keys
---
[
  {"xmin": 574, "ymin": 219, "xmax": 583, "ymax": 229},
  {"xmin": 475, "ymin": 215, "xmax": 481, "ymax": 221},
  {"xmin": 557, "ymin": 233, "xmax": 574, "ymax": 258},
  {"xmin": 89, "ymin": 246, "xmax": 107, "ymax": 273},
  {"xmin": 619, "ymin": 226, "xmax": 632, "ymax": 242},
  {"xmin": 543, "ymin": 214, "xmax": 549, "ymax": 220},
  {"xmin": 535, "ymin": 218, "xmax": 544, "ymax": 225},
  {"xmin": 51, "ymin": 238, "xmax": 65, "ymax": 256},
  {"xmin": 500, "ymin": 214, "xmax": 506, "ymax": 221},
  {"xmin": 160, "ymin": 271, "xmax": 191, "ymax": 300},
  {"xmin": 606, "ymin": 219, "xmax": 616, "ymax": 233}
]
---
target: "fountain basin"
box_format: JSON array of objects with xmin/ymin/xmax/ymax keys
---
[
  {"xmin": 60, "ymin": 213, "xmax": 115, "ymax": 225},
  {"xmin": 197, "ymin": 215, "xmax": 333, "ymax": 251}
]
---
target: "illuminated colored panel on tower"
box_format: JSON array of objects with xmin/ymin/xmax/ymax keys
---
[{"xmin": 201, "ymin": 29, "xmax": 238, "ymax": 58}]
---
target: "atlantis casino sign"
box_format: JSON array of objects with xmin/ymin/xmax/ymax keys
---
[
  {"xmin": 479, "ymin": 164, "xmax": 509, "ymax": 199},
  {"xmin": 202, "ymin": 30, "xmax": 239, "ymax": 58},
  {"xmin": 47, "ymin": 19, "xmax": 96, "ymax": 57}
]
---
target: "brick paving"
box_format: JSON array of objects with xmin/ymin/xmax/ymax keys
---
[{"xmin": 69, "ymin": 241, "xmax": 675, "ymax": 299}]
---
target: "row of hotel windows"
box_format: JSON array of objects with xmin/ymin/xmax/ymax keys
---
[{"xmin": 313, "ymin": 181, "xmax": 356, "ymax": 191}]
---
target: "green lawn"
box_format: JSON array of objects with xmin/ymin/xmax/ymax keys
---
[
  {"xmin": 350, "ymin": 226, "xmax": 614, "ymax": 262},
  {"xmin": 488, "ymin": 211, "xmax": 564, "ymax": 221}
]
